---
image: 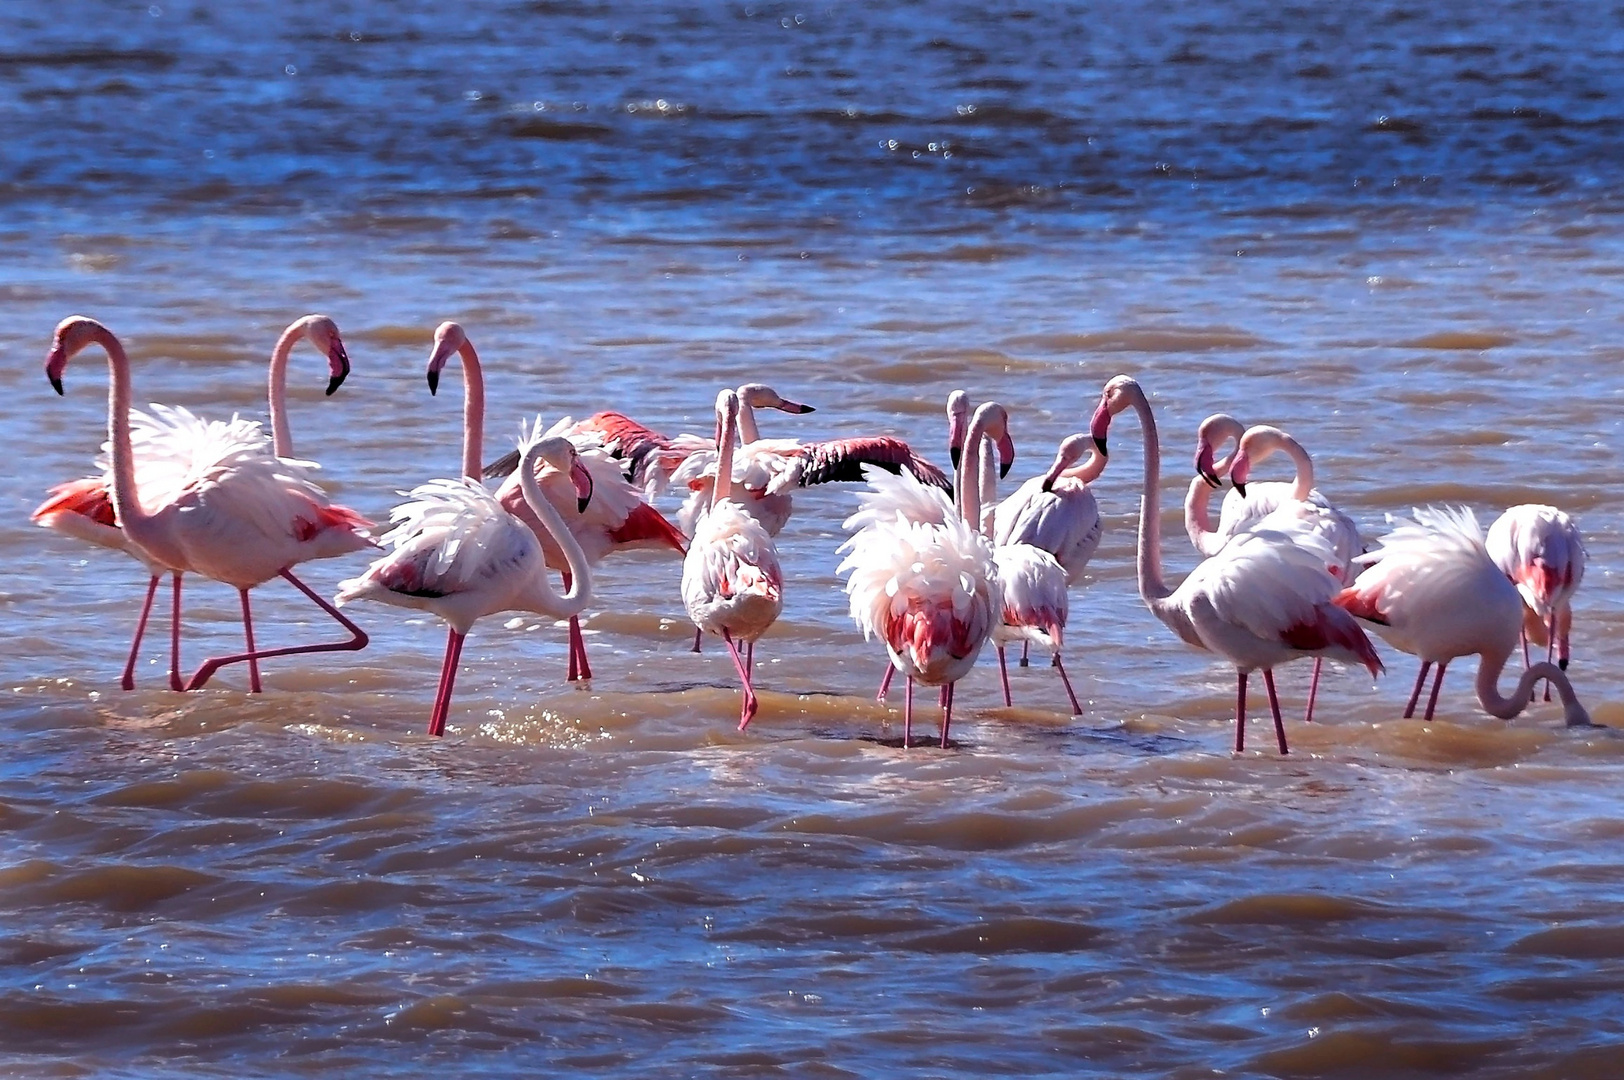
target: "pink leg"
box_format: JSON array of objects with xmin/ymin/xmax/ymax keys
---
[
  {"xmin": 120, "ymin": 575, "xmax": 162, "ymax": 691},
  {"xmin": 721, "ymin": 628, "xmax": 757, "ymax": 730},
  {"xmin": 692, "ymin": 627, "xmax": 703, "ymax": 654},
  {"xmin": 1263, "ymin": 668, "xmax": 1288, "ymax": 755},
  {"xmin": 1020, "ymin": 641, "xmax": 1030, "ymax": 668},
  {"xmin": 1520, "ymin": 629, "xmax": 1532, "ymax": 671},
  {"xmin": 903, "ymin": 676, "xmax": 913, "ymax": 747},
  {"xmin": 1234, "ymin": 670, "xmax": 1248, "ymax": 752},
  {"xmin": 566, "ymin": 621, "xmax": 579, "ymax": 682},
  {"xmin": 1303, "ymin": 657, "xmax": 1323, "ymax": 723},
  {"xmin": 186, "ymin": 570, "xmax": 370, "ymax": 690},
  {"xmin": 561, "ymin": 570, "xmax": 591, "ymax": 682},
  {"xmin": 426, "ymin": 628, "xmax": 466, "ymax": 738},
  {"xmin": 1543, "ymin": 613, "xmax": 1556, "ymax": 702},
  {"xmin": 876, "ymin": 664, "xmax": 894, "ymax": 703},
  {"xmin": 746, "ymin": 640, "xmax": 754, "ymax": 681},
  {"xmin": 240, "ymin": 589, "xmax": 262, "ymax": 694},
  {"xmin": 169, "ymin": 573, "xmax": 184, "ymax": 692},
  {"xmin": 1054, "ymin": 653, "xmax": 1082, "ymax": 715},
  {"xmin": 996, "ymin": 645, "xmax": 1012, "ymax": 707},
  {"xmin": 1402, "ymin": 661, "xmax": 1432, "ymax": 718},
  {"xmin": 1422, "ymin": 660, "xmax": 1448, "ymax": 722},
  {"xmin": 940, "ymin": 680, "xmax": 956, "ymax": 749}
]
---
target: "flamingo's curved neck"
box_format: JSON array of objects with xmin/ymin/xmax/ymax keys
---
[
  {"xmin": 736, "ymin": 400, "xmax": 760, "ymax": 444},
  {"xmin": 711, "ymin": 406, "xmax": 736, "ymax": 508},
  {"xmin": 517, "ymin": 447, "xmax": 593, "ymax": 616},
  {"xmin": 1474, "ymin": 647, "xmax": 1589, "ymax": 724},
  {"xmin": 959, "ymin": 414, "xmax": 994, "ymax": 529},
  {"xmin": 267, "ymin": 320, "xmax": 304, "ymax": 458},
  {"xmin": 1184, "ymin": 477, "xmax": 1225, "ymax": 557},
  {"xmin": 1278, "ymin": 434, "xmax": 1315, "ymax": 502},
  {"xmin": 1063, "ymin": 450, "xmax": 1107, "ymax": 485},
  {"xmin": 457, "ymin": 341, "xmax": 485, "ymax": 481},
  {"xmin": 99, "ymin": 329, "xmax": 156, "ymax": 544},
  {"xmin": 1129, "ymin": 388, "xmax": 1177, "ymax": 611},
  {"xmin": 974, "ymin": 431, "xmax": 998, "ymax": 539}
]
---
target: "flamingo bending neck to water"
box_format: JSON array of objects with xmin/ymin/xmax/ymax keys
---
[
  {"xmin": 1485, "ymin": 504, "xmax": 1585, "ymax": 701},
  {"xmin": 43, "ymin": 316, "xmax": 372, "ymax": 693},
  {"xmin": 337, "ymin": 321, "xmax": 595, "ymax": 737},
  {"xmin": 1094, "ymin": 375, "xmax": 1382, "ymax": 754}
]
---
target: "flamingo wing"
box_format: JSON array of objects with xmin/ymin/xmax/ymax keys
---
[
  {"xmin": 841, "ymin": 463, "xmax": 956, "ymax": 536},
  {"xmin": 994, "ymin": 476, "xmax": 1103, "ymax": 582},
  {"xmin": 798, "ymin": 436, "xmax": 952, "ymax": 492},
  {"xmin": 342, "ymin": 479, "xmax": 542, "ymax": 600}
]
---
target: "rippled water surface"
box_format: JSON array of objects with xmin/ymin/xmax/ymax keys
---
[{"xmin": 5, "ymin": 2, "xmax": 1624, "ymax": 1076}]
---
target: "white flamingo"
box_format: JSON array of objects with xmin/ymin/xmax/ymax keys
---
[
  {"xmin": 43, "ymin": 316, "xmax": 373, "ymax": 694},
  {"xmin": 335, "ymin": 327, "xmax": 594, "ymax": 737},
  {"xmin": 1337, "ymin": 506, "xmax": 1589, "ymax": 725},
  {"xmin": 1093, "ymin": 375, "xmax": 1383, "ymax": 754},
  {"xmin": 682, "ymin": 389, "xmax": 784, "ymax": 730},
  {"xmin": 840, "ymin": 398, "xmax": 1001, "ymax": 748},
  {"xmin": 1485, "ymin": 503, "xmax": 1585, "ymax": 700},
  {"xmin": 33, "ymin": 314, "xmax": 354, "ymax": 690},
  {"xmin": 1187, "ymin": 420, "xmax": 1362, "ymax": 722}
]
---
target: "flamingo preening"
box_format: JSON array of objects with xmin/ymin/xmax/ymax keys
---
[
  {"xmin": 335, "ymin": 323, "xmax": 594, "ymax": 737},
  {"xmin": 681, "ymin": 389, "xmax": 784, "ymax": 730},
  {"xmin": 33, "ymin": 315, "xmax": 355, "ymax": 690},
  {"xmin": 840, "ymin": 397, "xmax": 1001, "ymax": 748},
  {"xmin": 1337, "ymin": 505, "xmax": 1589, "ymax": 725},
  {"xmin": 43, "ymin": 316, "xmax": 373, "ymax": 694},
  {"xmin": 1093, "ymin": 375, "xmax": 1383, "ymax": 754}
]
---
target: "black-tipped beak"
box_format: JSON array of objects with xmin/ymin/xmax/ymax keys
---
[
  {"xmin": 578, "ymin": 496, "xmax": 591, "ymax": 513},
  {"xmin": 1093, "ymin": 436, "xmax": 1108, "ymax": 456},
  {"xmin": 427, "ymin": 369, "xmax": 440, "ymax": 395},
  {"xmin": 326, "ymin": 372, "xmax": 346, "ymax": 396},
  {"xmin": 999, "ymin": 460, "xmax": 1011, "ymax": 479},
  {"xmin": 1560, "ymin": 657, "xmax": 1569, "ymax": 671},
  {"xmin": 1234, "ymin": 481, "xmax": 1247, "ymax": 497},
  {"xmin": 1200, "ymin": 469, "xmax": 1221, "ymax": 489},
  {"xmin": 1040, "ymin": 478, "xmax": 1054, "ymax": 494},
  {"xmin": 49, "ymin": 376, "xmax": 63, "ymax": 395},
  {"xmin": 949, "ymin": 446, "xmax": 962, "ymax": 470}
]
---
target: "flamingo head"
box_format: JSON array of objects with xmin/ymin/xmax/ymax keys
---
[
  {"xmin": 1194, "ymin": 413, "xmax": 1244, "ymax": 488},
  {"xmin": 1228, "ymin": 425, "xmax": 1289, "ymax": 498},
  {"xmin": 1041, "ymin": 433, "xmax": 1098, "ymax": 493},
  {"xmin": 1091, "ymin": 375, "xmax": 1143, "ymax": 456},
  {"xmin": 45, "ymin": 315, "xmax": 110, "ymax": 394},
  {"xmin": 714, "ymin": 388, "xmax": 742, "ymax": 447},
  {"xmin": 965, "ymin": 401, "xmax": 1015, "ymax": 480},
  {"xmin": 301, "ymin": 315, "xmax": 350, "ymax": 396},
  {"xmin": 426, "ymin": 321, "xmax": 468, "ymax": 396},
  {"xmin": 525, "ymin": 435, "xmax": 594, "ymax": 513},
  {"xmin": 946, "ymin": 389, "xmax": 970, "ymax": 470},
  {"xmin": 738, "ymin": 383, "xmax": 814, "ymax": 415}
]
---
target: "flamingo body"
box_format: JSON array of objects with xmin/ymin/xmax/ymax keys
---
[
  {"xmin": 681, "ymin": 500, "xmax": 784, "ymax": 643},
  {"xmin": 993, "ymin": 474, "xmax": 1102, "ymax": 585}
]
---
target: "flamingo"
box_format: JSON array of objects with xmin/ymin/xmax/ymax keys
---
[
  {"xmin": 43, "ymin": 316, "xmax": 373, "ymax": 694},
  {"xmin": 336, "ymin": 422, "xmax": 595, "ymax": 738},
  {"xmin": 1092, "ymin": 375, "xmax": 1383, "ymax": 754},
  {"xmin": 839, "ymin": 398, "xmax": 1001, "ymax": 748},
  {"xmin": 1485, "ymin": 504, "xmax": 1585, "ymax": 700},
  {"xmin": 33, "ymin": 314, "xmax": 353, "ymax": 691},
  {"xmin": 1336, "ymin": 506, "xmax": 1589, "ymax": 725},
  {"xmin": 681, "ymin": 389, "xmax": 784, "ymax": 730},
  {"xmin": 1187, "ymin": 421, "xmax": 1362, "ymax": 723},
  {"xmin": 969, "ymin": 403, "xmax": 1082, "ymax": 715}
]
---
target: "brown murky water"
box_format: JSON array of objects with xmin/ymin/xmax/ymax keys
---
[{"xmin": 4, "ymin": 1, "xmax": 1624, "ymax": 1075}]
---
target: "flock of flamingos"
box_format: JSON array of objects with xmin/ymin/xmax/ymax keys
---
[{"xmin": 35, "ymin": 313, "xmax": 1593, "ymax": 752}]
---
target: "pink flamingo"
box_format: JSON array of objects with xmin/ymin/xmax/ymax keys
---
[
  {"xmin": 681, "ymin": 389, "xmax": 784, "ymax": 730},
  {"xmin": 840, "ymin": 399, "xmax": 1001, "ymax": 748},
  {"xmin": 33, "ymin": 314, "xmax": 353, "ymax": 690},
  {"xmin": 969, "ymin": 403, "xmax": 1082, "ymax": 715},
  {"xmin": 336, "ymin": 322, "xmax": 592, "ymax": 735},
  {"xmin": 337, "ymin": 421, "xmax": 595, "ymax": 738},
  {"xmin": 43, "ymin": 316, "xmax": 373, "ymax": 694},
  {"xmin": 1485, "ymin": 504, "xmax": 1585, "ymax": 700},
  {"xmin": 1188, "ymin": 420, "xmax": 1362, "ymax": 723},
  {"xmin": 1337, "ymin": 506, "xmax": 1589, "ymax": 725},
  {"xmin": 1093, "ymin": 375, "xmax": 1383, "ymax": 755}
]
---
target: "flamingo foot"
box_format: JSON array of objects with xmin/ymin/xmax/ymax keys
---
[
  {"xmin": 1054, "ymin": 653, "xmax": 1082, "ymax": 716},
  {"xmin": 1019, "ymin": 641, "xmax": 1030, "ymax": 668},
  {"xmin": 427, "ymin": 629, "xmax": 466, "ymax": 738},
  {"xmin": 691, "ymin": 627, "xmax": 703, "ymax": 654},
  {"xmin": 722, "ymin": 629, "xmax": 757, "ymax": 730},
  {"xmin": 185, "ymin": 570, "xmax": 369, "ymax": 691}
]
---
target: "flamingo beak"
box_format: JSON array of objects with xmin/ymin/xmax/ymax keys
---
[
  {"xmin": 426, "ymin": 369, "xmax": 440, "ymax": 395},
  {"xmin": 997, "ymin": 431, "xmax": 1015, "ymax": 479},
  {"xmin": 46, "ymin": 347, "xmax": 66, "ymax": 394},
  {"xmin": 49, "ymin": 375, "xmax": 64, "ymax": 395},
  {"xmin": 949, "ymin": 445, "xmax": 962, "ymax": 470},
  {"xmin": 325, "ymin": 338, "xmax": 351, "ymax": 396},
  {"xmin": 778, "ymin": 400, "xmax": 815, "ymax": 414},
  {"xmin": 1089, "ymin": 399, "xmax": 1111, "ymax": 457},
  {"xmin": 1194, "ymin": 444, "xmax": 1221, "ymax": 488},
  {"xmin": 571, "ymin": 460, "xmax": 594, "ymax": 513},
  {"xmin": 1234, "ymin": 482, "xmax": 1247, "ymax": 497},
  {"xmin": 1229, "ymin": 452, "xmax": 1250, "ymax": 498}
]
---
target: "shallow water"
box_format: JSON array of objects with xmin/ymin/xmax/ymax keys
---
[{"xmin": 4, "ymin": 1, "xmax": 1624, "ymax": 1076}]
